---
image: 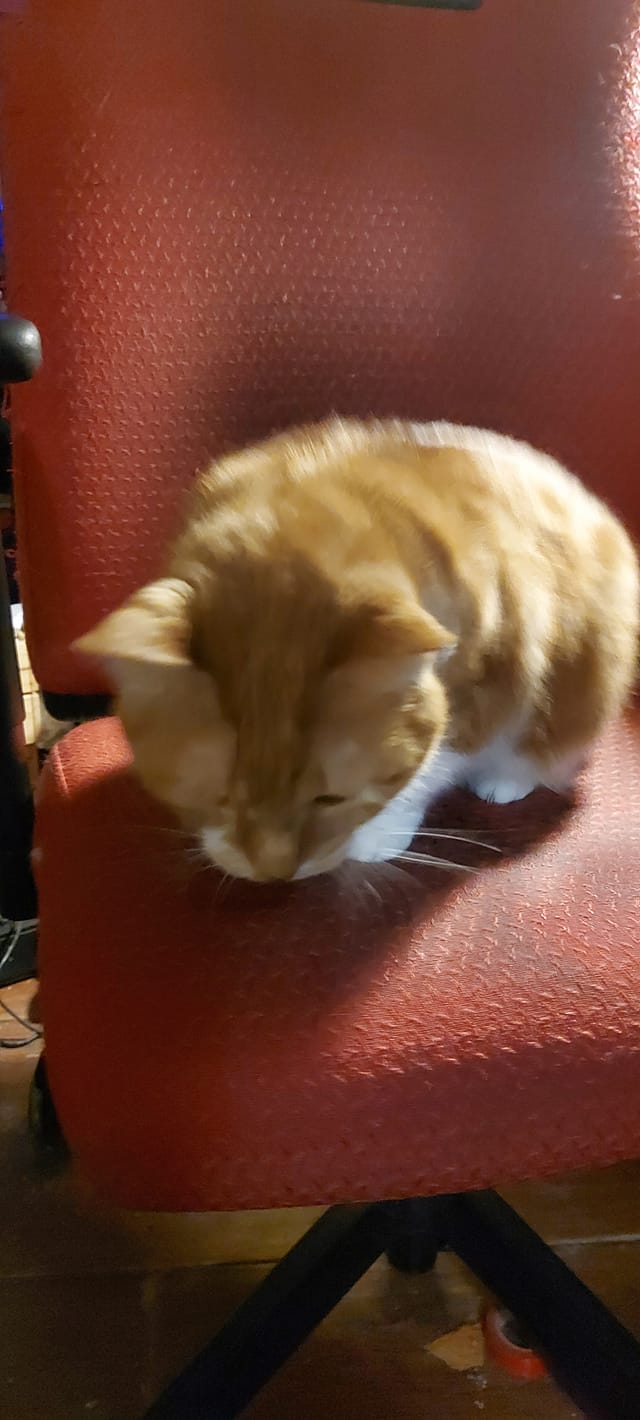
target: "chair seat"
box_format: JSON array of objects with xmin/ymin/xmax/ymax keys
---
[{"xmin": 35, "ymin": 713, "xmax": 640, "ymax": 1212}]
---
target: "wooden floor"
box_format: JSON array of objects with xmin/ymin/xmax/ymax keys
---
[{"xmin": 2, "ymin": 980, "xmax": 640, "ymax": 1419}]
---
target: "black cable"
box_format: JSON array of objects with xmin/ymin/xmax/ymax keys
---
[{"xmin": 0, "ymin": 917, "xmax": 41, "ymax": 1048}]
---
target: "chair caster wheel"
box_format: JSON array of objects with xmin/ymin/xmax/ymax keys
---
[
  {"xmin": 386, "ymin": 1232, "xmax": 438, "ymax": 1274},
  {"xmin": 28, "ymin": 1055, "xmax": 68, "ymax": 1164}
]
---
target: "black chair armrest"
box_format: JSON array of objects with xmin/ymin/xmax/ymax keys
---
[{"xmin": 0, "ymin": 313, "xmax": 42, "ymax": 384}]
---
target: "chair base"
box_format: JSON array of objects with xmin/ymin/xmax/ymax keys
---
[
  {"xmin": 28, "ymin": 1057, "xmax": 640, "ymax": 1417},
  {"xmin": 145, "ymin": 1187, "xmax": 640, "ymax": 1420}
]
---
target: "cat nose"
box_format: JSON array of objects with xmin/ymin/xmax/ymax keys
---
[{"xmin": 248, "ymin": 829, "xmax": 298, "ymax": 882}]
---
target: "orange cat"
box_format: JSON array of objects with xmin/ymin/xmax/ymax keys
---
[{"xmin": 77, "ymin": 419, "xmax": 639, "ymax": 882}]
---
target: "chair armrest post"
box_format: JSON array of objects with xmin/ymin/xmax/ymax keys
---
[{"xmin": 0, "ymin": 312, "xmax": 41, "ymax": 925}]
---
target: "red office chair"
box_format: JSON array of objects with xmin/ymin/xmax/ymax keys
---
[{"xmin": 2, "ymin": 2, "xmax": 640, "ymax": 1415}]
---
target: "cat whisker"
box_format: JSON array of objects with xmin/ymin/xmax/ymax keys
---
[
  {"xmin": 360, "ymin": 873, "xmax": 383, "ymax": 909},
  {"xmin": 332, "ymin": 862, "xmax": 368, "ymax": 912},
  {"xmin": 181, "ymin": 845, "xmax": 226, "ymax": 884},
  {"xmin": 213, "ymin": 870, "xmax": 233, "ymax": 902},
  {"xmin": 395, "ymin": 850, "xmax": 477, "ymax": 874},
  {"xmin": 369, "ymin": 859, "xmax": 423, "ymax": 898},
  {"xmin": 335, "ymin": 859, "xmax": 406, "ymax": 912},
  {"xmin": 369, "ymin": 858, "xmax": 412, "ymax": 884},
  {"xmin": 386, "ymin": 829, "xmax": 501, "ymax": 853},
  {"xmin": 183, "ymin": 845, "xmax": 208, "ymax": 863}
]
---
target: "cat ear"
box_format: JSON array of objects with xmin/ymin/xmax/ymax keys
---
[
  {"xmin": 344, "ymin": 600, "xmax": 457, "ymax": 662},
  {"xmin": 74, "ymin": 578, "xmax": 194, "ymax": 689}
]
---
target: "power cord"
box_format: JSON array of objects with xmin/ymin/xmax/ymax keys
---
[{"xmin": 0, "ymin": 917, "xmax": 42, "ymax": 1049}]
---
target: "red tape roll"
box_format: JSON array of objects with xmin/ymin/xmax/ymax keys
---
[{"xmin": 482, "ymin": 1305, "xmax": 548, "ymax": 1381}]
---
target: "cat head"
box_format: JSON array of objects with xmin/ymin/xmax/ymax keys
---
[{"xmin": 76, "ymin": 571, "xmax": 454, "ymax": 881}]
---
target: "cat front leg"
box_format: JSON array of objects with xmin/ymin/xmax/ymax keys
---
[
  {"xmin": 348, "ymin": 747, "xmax": 464, "ymax": 863},
  {"xmin": 463, "ymin": 738, "xmax": 587, "ymax": 805}
]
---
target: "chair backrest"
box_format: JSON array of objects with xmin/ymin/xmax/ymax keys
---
[{"xmin": 2, "ymin": 0, "xmax": 639, "ymax": 698}]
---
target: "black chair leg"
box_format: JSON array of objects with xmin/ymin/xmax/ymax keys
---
[
  {"xmin": 145, "ymin": 1201, "xmax": 398, "ymax": 1420},
  {"xmin": 145, "ymin": 1186, "xmax": 640, "ymax": 1419},
  {"xmin": 386, "ymin": 1196, "xmax": 441, "ymax": 1273},
  {"xmin": 28, "ymin": 1054, "xmax": 68, "ymax": 1165},
  {"xmin": 436, "ymin": 1189, "xmax": 640, "ymax": 1420}
]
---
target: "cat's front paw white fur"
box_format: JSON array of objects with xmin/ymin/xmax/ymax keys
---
[{"xmin": 467, "ymin": 774, "xmax": 537, "ymax": 805}]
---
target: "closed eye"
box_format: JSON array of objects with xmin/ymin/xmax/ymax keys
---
[{"xmin": 313, "ymin": 794, "xmax": 347, "ymax": 808}]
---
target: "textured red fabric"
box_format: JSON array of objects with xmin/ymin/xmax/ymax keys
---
[
  {"xmin": 2, "ymin": 0, "xmax": 640, "ymax": 693},
  {"xmin": 35, "ymin": 714, "xmax": 640, "ymax": 1211}
]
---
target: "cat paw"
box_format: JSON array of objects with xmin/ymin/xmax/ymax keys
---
[{"xmin": 467, "ymin": 774, "xmax": 537, "ymax": 805}]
